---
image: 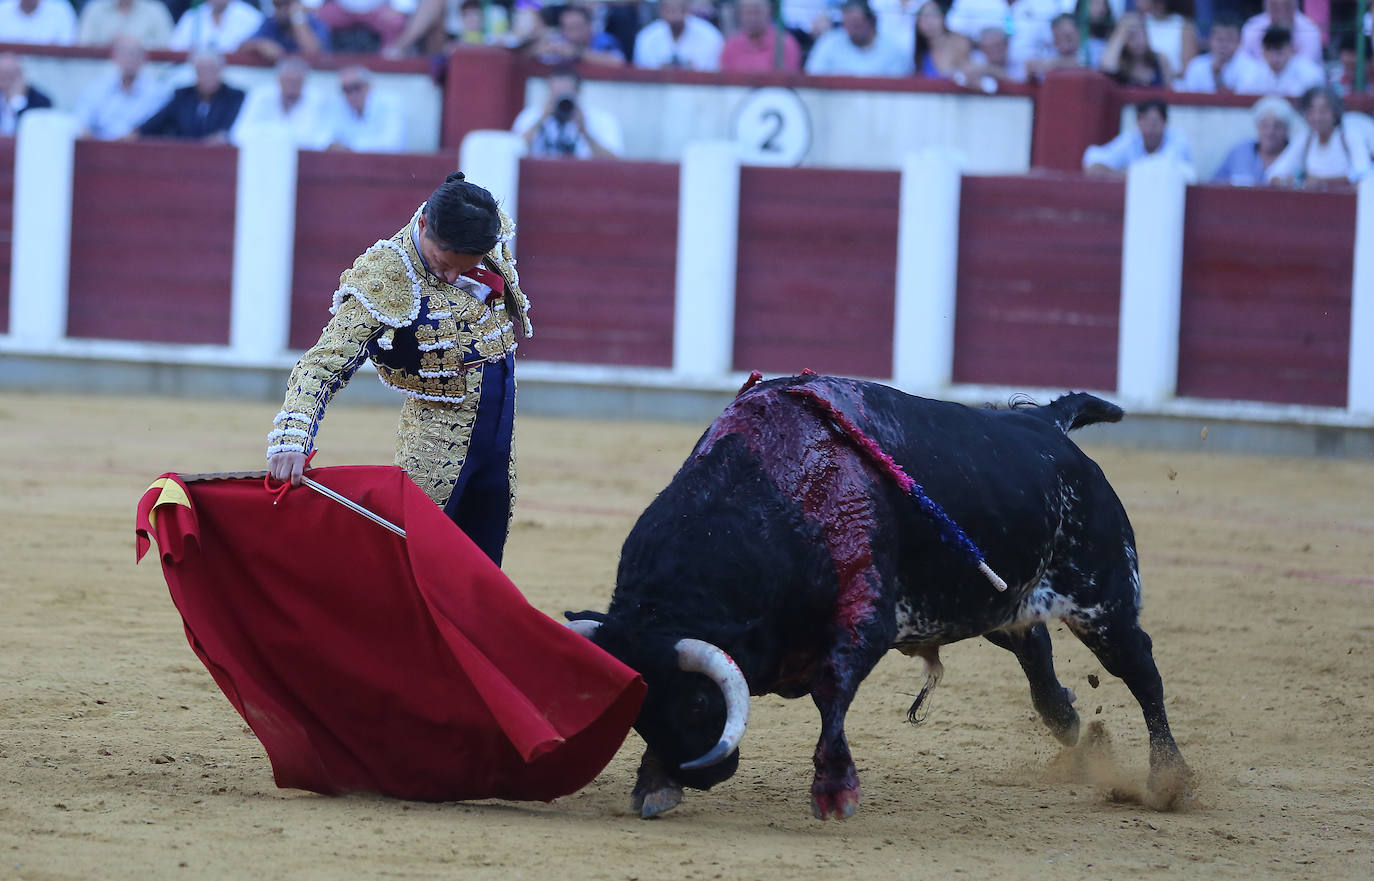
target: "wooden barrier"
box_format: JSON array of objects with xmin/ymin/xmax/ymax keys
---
[
  {"xmin": 733, "ymin": 166, "xmax": 899, "ymax": 378},
  {"xmin": 953, "ymin": 173, "xmax": 1124, "ymax": 392},
  {"xmin": 514, "ymin": 157, "xmax": 679, "ymax": 367},
  {"xmin": 66, "ymin": 140, "xmax": 236, "ymax": 344},
  {"xmin": 289, "ymin": 151, "xmax": 455, "ymax": 349},
  {"xmin": 1178, "ymin": 186, "xmax": 1356, "ymax": 407},
  {"xmin": 5, "ymin": 137, "xmax": 1366, "ymax": 418}
]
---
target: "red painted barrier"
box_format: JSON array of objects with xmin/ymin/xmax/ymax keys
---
[
  {"xmin": 0, "ymin": 138, "xmax": 12, "ymax": 335},
  {"xmin": 953, "ymin": 174, "xmax": 1123, "ymax": 393},
  {"xmin": 67, "ymin": 140, "xmax": 236, "ymax": 344},
  {"xmin": 1178, "ymin": 186, "xmax": 1354, "ymax": 408},
  {"xmin": 1031, "ymin": 70, "xmax": 1121, "ymax": 173},
  {"xmin": 442, "ymin": 46, "xmax": 526, "ymax": 150},
  {"xmin": 290, "ymin": 152, "xmax": 455, "ymax": 349},
  {"xmin": 1, "ymin": 133, "xmax": 1361, "ymax": 416},
  {"xmin": 733, "ymin": 167, "xmax": 899, "ymax": 379},
  {"xmin": 515, "ymin": 158, "xmax": 678, "ymax": 367}
]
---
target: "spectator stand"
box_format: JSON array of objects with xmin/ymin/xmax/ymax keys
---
[
  {"xmin": 3, "ymin": 36, "xmax": 1374, "ymax": 455},
  {"xmin": 1031, "ymin": 67, "xmax": 1374, "ymax": 176},
  {"xmin": 0, "ymin": 41, "xmax": 442, "ymax": 153},
  {"xmin": 445, "ymin": 45, "xmax": 1038, "ymax": 173}
]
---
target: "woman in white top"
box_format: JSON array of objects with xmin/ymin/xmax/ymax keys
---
[
  {"xmin": 1266, "ymin": 86, "xmax": 1372, "ymax": 188},
  {"xmin": 1137, "ymin": 0, "xmax": 1197, "ymax": 76}
]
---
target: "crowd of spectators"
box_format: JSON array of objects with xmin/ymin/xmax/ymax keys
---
[
  {"xmin": 0, "ymin": 39, "xmax": 407, "ymax": 150},
  {"xmin": 0, "ymin": 0, "xmax": 1364, "ymax": 89},
  {"xmin": 0, "ymin": 0, "xmax": 1369, "ymax": 178}
]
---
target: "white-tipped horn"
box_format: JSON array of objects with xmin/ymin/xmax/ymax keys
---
[
  {"xmin": 675, "ymin": 638, "xmax": 750, "ymax": 770},
  {"xmin": 565, "ymin": 619, "xmax": 602, "ymax": 639}
]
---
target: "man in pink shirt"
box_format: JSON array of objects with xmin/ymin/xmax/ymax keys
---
[
  {"xmin": 1240, "ymin": 0, "xmax": 1323, "ymax": 64},
  {"xmin": 720, "ymin": 0, "xmax": 802, "ymax": 73}
]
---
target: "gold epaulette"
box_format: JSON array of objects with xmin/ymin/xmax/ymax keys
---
[
  {"xmin": 332, "ymin": 238, "xmax": 424, "ymax": 329},
  {"xmin": 490, "ymin": 208, "xmax": 533, "ymax": 338}
]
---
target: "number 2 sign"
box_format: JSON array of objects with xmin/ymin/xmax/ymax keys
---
[{"xmin": 731, "ymin": 87, "xmax": 812, "ymax": 167}]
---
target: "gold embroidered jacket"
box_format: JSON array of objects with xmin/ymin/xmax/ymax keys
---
[{"xmin": 267, "ymin": 206, "xmax": 532, "ymax": 460}]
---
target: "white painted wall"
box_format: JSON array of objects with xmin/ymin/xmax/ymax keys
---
[
  {"xmin": 521, "ymin": 78, "xmax": 1035, "ymax": 173},
  {"xmin": 459, "ymin": 131, "xmax": 525, "ymax": 252},
  {"xmin": 1116, "ymin": 156, "xmax": 1189, "ymax": 409},
  {"xmin": 892, "ymin": 149, "xmax": 962, "ymax": 394},
  {"xmin": 1349, "ymin": 176, "xmax": 1374, "ymax": 417},
  {"xmin": 9, "ymin": 110, "xmax": 77, "ymax": 347},
  {"xmin": 672, "ymin": 141, "xmax": 740, "ymax": 379},
  {"xmin": 229, "ymin": 125, "xmax": 298, "ymax": 362}
]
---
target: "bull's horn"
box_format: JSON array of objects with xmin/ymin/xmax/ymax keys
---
[
  {"xmin": 565, "ymin": 619, "xmax": 602, "ymax": 639},
  {"xmin": 675, "ymin": 638, "xmax": 750, "ymax": 770}
]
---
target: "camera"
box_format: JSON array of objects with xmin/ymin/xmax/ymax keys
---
[{"xmin": 553, "ymin": 97, "xmax": 577, "ymax": 124}]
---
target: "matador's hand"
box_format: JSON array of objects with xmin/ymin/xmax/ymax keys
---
[{"xmin": 268, "ymin": 451, "xmax": 308, "ymax": 486}]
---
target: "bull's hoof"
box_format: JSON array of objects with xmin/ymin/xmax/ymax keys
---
[
  {"xmin": 810, "ymin": 785, "xmax": 861, "ymax": 820},
  {"xmin": 1040, "ymin": 687, "xmax": 1081, "ymax": 747},
  {"xmin": 1146, "ymin": 758, "xmax": 1195, "ymax": 811},
  {"xmin": 1049, "ymin": 709, "xmax": 1081, "ymax": 747},
  {"xmin": 632, "ymin": 785, "xmax": 683, "ymax": 819}
]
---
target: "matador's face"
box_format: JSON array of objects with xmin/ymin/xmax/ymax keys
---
[{"xmin": 415, "ymin": 215, "xmax": 485, "ymax": 286}]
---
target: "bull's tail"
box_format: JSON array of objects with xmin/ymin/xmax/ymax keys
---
[{"xmin": 1038, "ymin": 392, "xmax": 1125, "ymax": 433}]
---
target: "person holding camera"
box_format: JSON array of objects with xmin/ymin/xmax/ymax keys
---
[{"xmin": 510, "ymin": 66, "xmax": 624, "ymax": 159}]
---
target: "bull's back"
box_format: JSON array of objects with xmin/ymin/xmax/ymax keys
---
[
  {"xmin": 710, "ymin": 377, "xmax": 1078, "ymax": 531},
  {"xmin": 714, "ymin": 378, "xmax": 1117, "ymax": 600}
]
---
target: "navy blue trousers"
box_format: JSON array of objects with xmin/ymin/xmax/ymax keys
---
[{"xmin": 442, "ymin": 354, "xmax": 515, "ymax": 566}]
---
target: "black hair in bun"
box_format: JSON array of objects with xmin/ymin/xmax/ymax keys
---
[{"xmin": 424, "ymin": 173, "xmax": 499, "ymax": 255}]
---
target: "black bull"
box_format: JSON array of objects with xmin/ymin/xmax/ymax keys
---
[{"xmin": 567, "ymin": 375, "xmax": 1190, "ymax": 819}]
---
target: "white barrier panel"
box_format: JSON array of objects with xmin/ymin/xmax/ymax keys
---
[
  {"xmin": 10, "ymin": 110, "xmax": 77, "ymax": 347},
  {"xmin": 229, "ymin": 124, "xmax": 297, "ymax": 361},
  {"xmin": 1350, "ymin": 176, "xmax": 1374, "ymax": 416},
  {"xmin": 893, "ymin": 150, "xmax": 962, "ymax": 393},
  {"xmin": 1117, "ymin": 156, "xmax": 1189, "ymax": 409},
  {"xmin": 524, "ymin": 78, "xmax": 1033, "ymax": 173},
  {"xmin": 459, "ymin": 131, "xmax": 525, "ymax": 253},
  {"xmin": 672, "ymin": 141, "xmax": 741, "ymax": 379}
]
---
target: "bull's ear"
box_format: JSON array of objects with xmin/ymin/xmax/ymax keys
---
[{"xmin": 563, "ymin": 610, "xmax": 608, "ymax": 623}]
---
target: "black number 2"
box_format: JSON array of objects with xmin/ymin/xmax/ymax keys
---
[{"xmin": 759, "ymin": 109, "xmax": 784, "ymax": 153}]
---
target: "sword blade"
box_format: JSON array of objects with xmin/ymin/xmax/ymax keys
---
[{"xmin": 301, "ymin": 476, "xmax": 407, "ymax": 539}]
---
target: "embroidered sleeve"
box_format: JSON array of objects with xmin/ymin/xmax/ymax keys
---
[{"xmin": 267, "ymin": 296, "xmax": 383, "ymax": 460}]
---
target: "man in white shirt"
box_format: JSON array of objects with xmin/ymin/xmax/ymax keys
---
[
  {"xmin": 72, "ymin": 35, "xmax": 169, "ymax": 139},
  {"xmin": 633, "ymin": 0, "xmax": 724, "ymax": 71},
  {"xmin": 231, "ymin": 55, "xmax": 330, "ymax": 149},
  {"xmin": 946, "ymin": 0, "xmax": 1066, "ymax": 72},
  {"xmin": 77, "ymin": 0, "xmax": 174, "ymax": 48},
  {"xmin": 805, "ymin": 1, "xmax": 914, "ymax": 77},
  {"xmin": 1179, "ymin": 16, "xmax": 1265, "ymax": 93},
  {"xmin": 1240, "ymin": 0, "xmax": 1322, "ymax": 65},
  {"xmin": 168, "ymin": 0, "xmax": 264, "ymax": 53},
  {"xmin": 1083, "ymin": 98, "xmax": 1194, "ymax": 177},
  {"xmin": 0, "ymin": 0, "xmax": 76, "ymax": 46},
  {"xmin": 1233, "ymin": 25, "xmax": 1326, "ymax": 97},
  {"xmin": 511, "ymin": 66, "xmax": 624, "ymax": 159},
  {"xmin": 324, "ymin": 65, "xmax": 407, "ymax": 153}
]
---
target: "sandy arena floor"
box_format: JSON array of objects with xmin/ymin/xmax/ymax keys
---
[{"xmin": 1, "ymin": 390, "xmax": 1371, "ymax": 880}]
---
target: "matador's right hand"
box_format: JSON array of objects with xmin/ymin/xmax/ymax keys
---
[{"xmin": 268, "ymin": 451, "xmax": 308, "ymax": 486}]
